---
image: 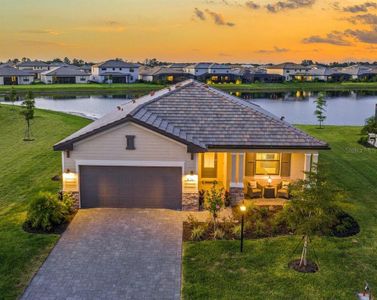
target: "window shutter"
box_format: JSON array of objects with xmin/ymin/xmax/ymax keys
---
[
  {"xmin": 245, "ymin": 153, "xmax": 256, "ymax": 176},
  {"xmin": 126, "ymin": 135, "xmax": 135, "ymax": 150},
  {"xmin": 281, "ymin": 153, "xmax": 291, "ymax": 177}
]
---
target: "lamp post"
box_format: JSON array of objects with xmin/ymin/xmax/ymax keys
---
[{"xmin": 240, "ymin": 204, "xmax": 246, "ymax": 253}]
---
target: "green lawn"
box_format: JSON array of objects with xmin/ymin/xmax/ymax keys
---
[
  {"xmin": 0, "ymin": 83, "xmax": 164, "ymax": 95},
  {"xmin": 0, "ymin": 105, "xmax": 91, "ymax": 299},
  {"xmin": 183, "ymin": 126, "xmax": 377, "ymax": 300},
  {"xmin": 1, "ymin": 104, "xmax": 376, "ymax": 299},
  {"xmin": 213, "ymin": 81, "xmax": 377, "ymax": 91},
  {"xmin": 1, "ymin": 82, "xmax": 377, "ymax": 95}
]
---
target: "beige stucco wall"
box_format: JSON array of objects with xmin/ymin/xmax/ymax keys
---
[{"xmin": 62, "ymin": 122, "xmax": 197, "ymax": 191}]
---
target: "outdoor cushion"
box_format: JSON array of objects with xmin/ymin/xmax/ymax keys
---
[
  {"xmin": 249, "ymin": 181, "xmax": 257, "ymax": 188},
  {"xmin": 282, "ymin": 180, "xmax": 290, "ymax": 189}
]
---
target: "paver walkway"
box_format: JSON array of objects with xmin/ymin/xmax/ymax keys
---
[{"xmin": 22, "ymin": 209, "xmax": 185, "ymax": 300}]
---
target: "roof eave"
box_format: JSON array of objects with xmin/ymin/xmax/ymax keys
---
[
  {"xmin": 206, "ymin": 144, "xmax": 331, "ymax": 150},
  {"xmin": 53, "ymin": 115, "xmax": 206, "ymax": 153}
]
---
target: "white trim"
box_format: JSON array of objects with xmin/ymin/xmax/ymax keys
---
[
  {"xmin": 76, "ymin": 159, "xmax": 185, "ymax": 173},
  {"xmin": 61, "ymin": 152, "xmax": 65, "ymax": 174}
]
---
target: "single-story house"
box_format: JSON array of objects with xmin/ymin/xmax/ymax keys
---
[
  {"xmin": 54, "ymin": 80, "xmax": 329, "ymax": 210},
  {"xmin": 0, "ymin": 66, "xmax": 34, "ymax": 85},
  {"xmin": 40, "ymin": 66, "xmax": 90, "ymax": 84}
]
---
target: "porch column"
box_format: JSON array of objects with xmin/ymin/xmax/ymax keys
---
[
  {"xmin": 230, "ymin": 153, "xmax": 245, "ymax": 206},
  {"xmin": 304, "ymin": 153, "xmax": 319, "ymax": 179}
]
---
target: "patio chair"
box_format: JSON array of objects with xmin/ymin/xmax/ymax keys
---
[
  {"xmin": 247, "ymin": 181, "xmax": 263, "ymax": 199},
  {"xmin": 277, "ymin": 181, "xmax": 290, "ymax": 199}
]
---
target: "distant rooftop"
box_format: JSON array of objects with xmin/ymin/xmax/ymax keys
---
[{"xmin": 93, "ymin": 59, "xmax": 139, "ymax": 68}]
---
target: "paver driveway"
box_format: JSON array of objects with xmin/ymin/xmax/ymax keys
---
[{"xmin": 22, "ymin": 209, "xmax": 184, "ymax": 300}]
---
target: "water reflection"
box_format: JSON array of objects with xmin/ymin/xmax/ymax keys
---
[{"xmin": 1, "ymin": 90, "xmax": 376, "ymax": 125}]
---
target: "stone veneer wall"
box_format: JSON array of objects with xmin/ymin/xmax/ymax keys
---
[
  {"xmin": 182, "ymin": 192, "xmax": 199, "ymax": 211},
  {"xmin": 229, "ymin": 187, "xmax": 244, "ymax": 206},
  {"xmin": 62, "ymin": 191, "xmax": 80, "ymax": 209}
]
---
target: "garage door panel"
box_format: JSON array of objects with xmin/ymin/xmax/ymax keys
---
[{"xmin": 79, "ymin": 166, "xmax": 182, "ymax": 209}]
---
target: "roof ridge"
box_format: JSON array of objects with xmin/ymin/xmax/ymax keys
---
[{"xmin": 127, "ymin": 79, "xmax": 195, "ymax": 116}]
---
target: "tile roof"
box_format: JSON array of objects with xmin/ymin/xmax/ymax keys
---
[
  {"xmin": 41, "ymin": 66, "xmax": 89, "ymax": 77},
  {"xmin": 267, "ymin": 63, "xmax": 310, "ymax": 70},
  {"xmin": 93, "ymin": 59, "xmax": 139, "ymax": 68},
  {"xmin": 54, "ymin": 80, "xmax": 329, "ymax": 151},
  {"xmin": 0, "ymin": 66, "xmax": 34, "ymax": 76},
  {"xmin": 17, "ymin": 60, "xmax": 48, "ymax": 67}
]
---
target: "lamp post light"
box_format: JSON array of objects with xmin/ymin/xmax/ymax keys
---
[{"xmin": 240, "ymin": 203, "xmax": 246, "ymax": 253}]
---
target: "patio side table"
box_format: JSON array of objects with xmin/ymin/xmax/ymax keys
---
[{"xmin": 263, "ymin": 186, "xmax": 276, "ymax": 198}]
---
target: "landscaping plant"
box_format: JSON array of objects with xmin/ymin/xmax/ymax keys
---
[
  {"xmin": 26, "ymin": 192, "xmax": 67, "ymax": 231},
  {"xmin": 20, "ymin": 91, "xmax": 35, "ymax": 141},
  {"xmin": 281, "ymin": 164, "xmax": 343, "ymax": 271},
  {"xmin": 361, "ymin": 115, "xmax": 377, "ymax": 135},
  {"xmin": 205, "ymin": 181, "xmax": 224, "ymax": 233},
  {"xmin": 314, "ymin": 92, "xmax": 327, "ymax": 129}
]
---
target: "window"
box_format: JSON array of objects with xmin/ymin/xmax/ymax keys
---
[
  {"xmin": 255, "ymin": 153, "xmax": 280, "ymax": 175},
  {"xmin": 126, "ymin": 135, "xmax": 135, "ymax": 150},
  {"xmin": 130, "ymin": 68, "xmax": 134, "ymax": 72},
  {"xmin": 167, "ymin": 75, "xmax": 174, "ymax": 82},
  {"xmin": 101, "ymin": 67, "xmax": 106, "ymax": 71},
  {"xmin": 201, "ymin": 153, "xmax": 217, "ymax": 178},
  {"xmin": 113, "ymin": 68, "xmax": 115, "ymax": 71}
]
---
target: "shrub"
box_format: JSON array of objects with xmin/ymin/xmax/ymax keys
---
[
  {"xmin": 191, "ymin": 225, "xmax": 206, "ymax": 241},
  {"xmin": 26, "ymin": 192, "xmax": 67, "ymax": 231},
  {"xmin": 186, "ymin": 214, "xmax": 200, "ymax": 228},
  {"xmin": 213, "ymin": 228, "xmax": 225, "ymax": 240},
  {"xmin": 231, "ymin": 224, "xmax": 242, "ymax": 238},
  {"xmin": 61, "ymin": 192, "xmax": 76, "ymax": 214},
  {"xmin": 224, "ymin": 191, "xmax": 231, "ymax": 207}
]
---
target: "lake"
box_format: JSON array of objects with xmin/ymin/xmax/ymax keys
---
[{"xmin": 1, "ymin": 90, "xmax": 376, "ymax": 125}]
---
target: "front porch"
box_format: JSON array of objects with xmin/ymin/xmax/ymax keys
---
[{"xmin": 193, "ymin": 151, "xmax": 318, "ymax": 206}]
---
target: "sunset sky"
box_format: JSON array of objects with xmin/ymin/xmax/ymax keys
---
[{"xmin": 1, "ymin": 0, "xmax": 377, "ymax": 63}]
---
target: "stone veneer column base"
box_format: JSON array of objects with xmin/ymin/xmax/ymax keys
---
[
  {"xmin": 229, "ymin": 187, "xmax": 244, "ymax": 207},
  {"xmin": 61, "ymin": 191, "xmax": 80, "ymax": 209},
  {"xmin": 182, "ymin": 192, "xmax": 199, "ymax": 211}
]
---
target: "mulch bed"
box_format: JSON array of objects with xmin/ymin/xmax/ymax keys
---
[
  {"xmin": 288, "ymin": 259, "xmax": 319, "ymax": 273},
  {"xmin": 183, "ymin": 208, "xmax": 360, "ymax": 242},
  {"xmin": 22, "ymin": 211, "xmax": 77, "ymax": 235}
]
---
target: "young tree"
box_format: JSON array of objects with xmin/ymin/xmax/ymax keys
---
[
  {"xmin": 20, "ymin": 91, "xmax": 35, "ymax": 141},
  {"xmin": 282, "ymin": 164, "xmax": 343, "ymax": 269},
  {"xmin": 314, "ymin": 93, "xmax": 327, "ymax": 129},
  {"xmin": 205, "ymin": 181, "xmax": 224, "ymax": 233}
]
